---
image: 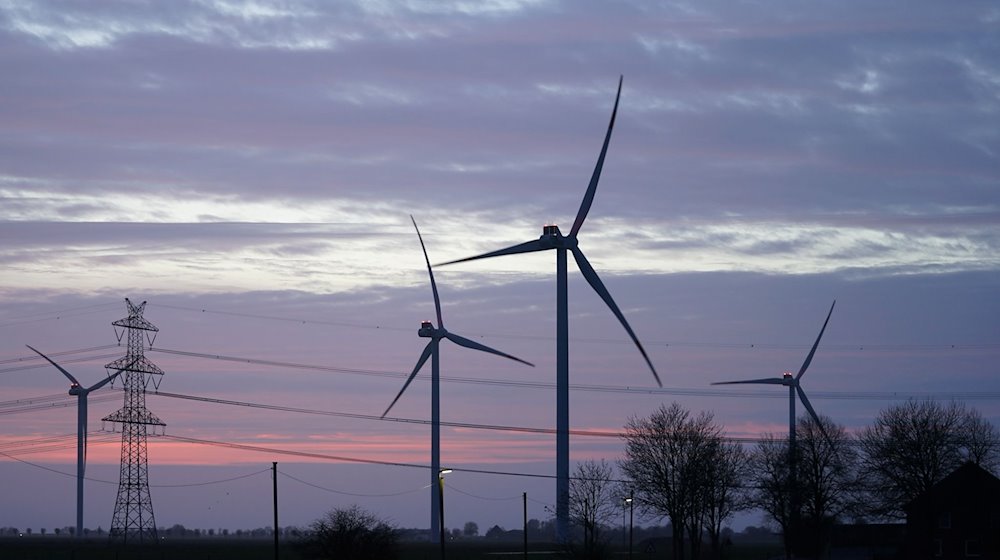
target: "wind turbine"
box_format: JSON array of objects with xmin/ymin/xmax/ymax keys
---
[
  {"xmin": 438, "ymin": 76, "xmax": 662, "ymax": 539},
  {"xmin": 381, "ymin": 215, "xmax": 534, "ymax": 543},
  {"xmin": 26, "ymin": 345, "xmax": 137, "ymax": 539},
  {"xmin": 710, "ymin": 300, "xmax": 836, "ymax": 550}
]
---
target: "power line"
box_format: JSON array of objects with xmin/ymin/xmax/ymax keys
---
[
  {"xmin": 122, "ymin": 302, "xmax": 1000, "ymax": 352},
  {"xmin": 0, "ymin": 447, "xmax": 273, "ymax": 488},
  {"xmin": 279, "ymin": 471, "xmax": 431, "ymax": 498},
  {"xmin": 0, "ymin": 433, "xmax": 120, "ymax": 456},
  {"xmin": 0, "ymin": 351, "xmax": 124, "ymax": 375},
  {"xmin": 0, "ymin": 344, "xmax": 120, "ymax": 366},
  {"xmin": 159, "ymin": 433, "xmax": 563, "ymax": 481},
  {"xmin": 0, "ymin": 392, "xmax": 120, "ymax": 416},
  {"xmin": 6, "ymin": 383, "xmax": 998, "ymax": 449},
  {"xmin": 0, "ymin": 302, "xmax": 121, "ymax": 329},
  {"xmin": 145, "ymin": 391, "xmax": 976, "ymax": 446},
  {"xmin": 149, "ymin": 389, "xmax": 613, "ymax": 437},
  {"xmin": 445, "ymin": 482, "xmax": 522, "ymax": 502},
  {"xmin": 4, "ymin": 303, "xmax": 996, "ymax": 360},
  {"xmin": 152, "ymin": 468, "xmax": 272, "ymax": 488},
  {"xmin": 146, "ymin": 347, "xmax": 1000, "ymax": 401}
]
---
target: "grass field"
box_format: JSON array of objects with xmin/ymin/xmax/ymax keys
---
[{"xmin": 0, "ymin": 536, "xmax": 787, "ymax": 560}]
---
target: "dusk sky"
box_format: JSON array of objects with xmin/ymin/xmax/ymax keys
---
[{"xmin": 1, "ymin": 0, "xmax": 998, "ymax": 536}]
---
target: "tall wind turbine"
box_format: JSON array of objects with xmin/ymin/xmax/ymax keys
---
[
  {"xmin": 382, "ymin": 215, "xmax": 534, "ymax": 543},
  {"xmin": 26, "ymin": 345, "xmax": 136, "ymax": 539},
  {"xmin": 710, "ymin": 300, "xmax": 836, "ymax": 547},
  {"xmin": 438, "ymin": 76, "xmax": 662, "ymax": 539}
]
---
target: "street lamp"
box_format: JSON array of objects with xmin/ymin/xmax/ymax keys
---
[
  {"xmin": 624, "ymin": 493, "xmax": 634, "ymax": 560},
  {"xmin": 438, "ymin": 469, "xmax": 452, "ymax": 560}
]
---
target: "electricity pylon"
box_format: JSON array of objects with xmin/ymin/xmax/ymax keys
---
[{"xmin": 103, "ymin": 298, "xmax": 165, "ymax": 544}]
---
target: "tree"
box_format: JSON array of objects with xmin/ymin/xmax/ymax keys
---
[
  {"xmin": 795, "ymin": 415, "xmax": 859, "ymax": 558},
  {"xmin": 619, "ymin": 403, "xmax": 729, "ymax": 560},
  {"xmin": 463, "ymin": 521, "xmax": 479, "ymax": 537},
  {"xmin": 567, "ymin": 459, "xmax": 618, "ymax": 558},
  {"xmin": 750, "ymin": 415, "xmax": 859, "ymax": 559},
  {"xmin": 858, "ymin": 399, "xmax": 1000, "ymax": 519},
  {"xmin": 749, "ymin": 433, "xmax": 794, "ymax": 556},
  {"xmin": 699, "ymin": 439, "xmax": 750, "ymax": 559},
  {"xmin": 305, "ymin": 505, "xmax": 398, "ymax": 560}
]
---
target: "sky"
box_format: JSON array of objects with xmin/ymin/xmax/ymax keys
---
[{"xmin": 1, "ymin": 0, "xmax": 998, "ymax": 536}]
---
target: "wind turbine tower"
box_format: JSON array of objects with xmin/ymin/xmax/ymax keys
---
[
  {"xmin": 382, "ymin": 216, "xmax": 533, "ymax": 542},
  {"xmin": 711, "ymin": 300, "xmax": 836, "ymax": 552},
  {"xmin": 440, "ymin": 77, "xmax": 661, "ymax": 539},
  {"xmin": 25, "ymin": 345, "xmax": 135, "ymax": 539},
  {"xmin": 102, "ymin": 298, "xmax": 165, "ymax": 543}
]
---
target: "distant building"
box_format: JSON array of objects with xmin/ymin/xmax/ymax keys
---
[{"xmin": 902, "ymin": 461, "xmax": 1000, "ymax": 559}]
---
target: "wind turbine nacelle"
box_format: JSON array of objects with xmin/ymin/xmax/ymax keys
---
[
  {"xmin": 783, "ymin": 371, "xmax": 793, "ymax": 379},
  {"xmin": 540, "ymin": 224, "xmax": 568, "ymax": 248},
  {"xmin": 68, "ymin": 385, "xmax": 82, "ymax": 396},
  {"xmin": 419, "ymin": 320, "xmax": 435, "ymax": 337}
]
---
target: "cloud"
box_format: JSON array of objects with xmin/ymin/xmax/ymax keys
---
[{"xmin": 1, "ymin": 0, "xmax": 998, "ymax": 534}]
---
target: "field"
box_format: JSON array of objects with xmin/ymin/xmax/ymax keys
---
[{"xmin": 0, "ymin": 536, "xmax": 787, "ymax": 560}]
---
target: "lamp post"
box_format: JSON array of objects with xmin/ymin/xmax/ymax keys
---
[
  {"xmin": 622, "ymin": 497, "xmax": 627, "ymax": 549},
  {"xmin": 625, "ymin": 493, "xmax": 633, "ymax": 560},
  {"xmin": 438, "ymin": 469, "xmax": 452, "ymax": 560}
]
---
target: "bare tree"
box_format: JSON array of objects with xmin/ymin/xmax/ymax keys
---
[
  {"xmin": 619, "ymin": 402, "xmax": 728, "ymax": 560},
  {"xmin": 796, "ymin": 415, "xmax": 859, "ymax": 559},
  {"xmin": 749, "ymin": 433, "xmax": 794, "ymax": 557},
  {"xmin": 858, "ymin": 399, "xmax": 1000, "ymax": 520},
  {"xmin": 568, "ymin": 459, "xmax": 618, "ymax": 558},
  {"xmin": 964, "ymin": 406, "xmax": 1000, "ymax": 472},
  {"xmin": 699, "ymin": 440, "xmax": 750, "ymax": 559},
  {"xmin": 749, "ymin": 415, "xmax": 858, "ymax": 560}
]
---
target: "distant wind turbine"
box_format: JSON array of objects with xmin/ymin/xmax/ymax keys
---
[
  {"xmin": 382, "ymin": 215, "xmax": 534, "ymax": 543},
  {"xmin": 710, "ymin": 300, "xmax": 836, "ymax": 545},
  {"xmin": 26, "ymin": 344, "xmax": 137, "ymax": 539},
  {"xmin": 438, "ymin": 76, "xmax": 662, "ymax": 539}
]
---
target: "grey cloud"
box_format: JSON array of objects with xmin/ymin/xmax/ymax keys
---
[{"xmin": 1, "ymin": 0, "xmax": 997, "ymax": 272}]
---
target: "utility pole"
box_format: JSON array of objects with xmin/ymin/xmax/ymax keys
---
[
  {"xmin": 523, "ymin": 492, "xmax": 528, "ymax": 560},
  {"xmin": 273, "ymin": 462, "xmax": 279, "ymax": 560}
]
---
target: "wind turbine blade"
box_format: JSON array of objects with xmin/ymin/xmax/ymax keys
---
[
  {"xmin": 25, "ymin": 345, "xmax": 80, "ymax": 386},
  {"xmin": 796, "ymin": 385, "xmax": 822, "ymax": 425},
  {"xmin": 796, "ymin": 385, "xmax": 834, "ymax": 446},
  {"xmin": 796, "ymin": 300, "xmax": 836, "ymax": 380},
  {"xmin": 570, "ymin": 75, "xmax": 623, "ymax": 238},
  {"xmin": 436, "ymin": 239, "xmax": 547, "ymax": 267},
  {"xmin": 412, "ymin": 215, "xmax": 444, "ymax": 328},
  {"xmin": 711, "ymin": 377, "xmax": 786, "ymax": 386},
  {"xmin": 572, "ymin": 246, "xmax": 661, "ymax": 387},
  {"xmin": 87, "ymin": 357, "xmax": 139, "ymax": 392},
  {"xmin": 381, "ymin": 341, "xmax": 435, "ymax": 418},
  {"xmin": 444, "ymin": 332, "xmax": 534, "ymax": 367}
]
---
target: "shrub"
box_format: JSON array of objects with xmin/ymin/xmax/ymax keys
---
[{"xmin": 303, "ymin": 505, "xmax": 397, "ymax": 560}]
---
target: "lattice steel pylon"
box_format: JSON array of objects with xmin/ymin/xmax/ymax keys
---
[{"xmin": 102, "ymin": 298, "xmax": 165, "ymax": 544}]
